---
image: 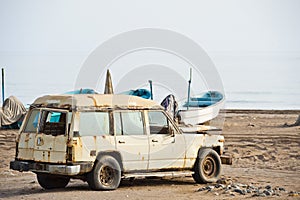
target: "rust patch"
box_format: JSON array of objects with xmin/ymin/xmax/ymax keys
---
[
  {"xmin": 87, "ymin": 96, "xmax": 97, "ymax": 107},
  {"xmin": 90, "ymin": 150, "xmax": 96, "ymax": 156},
  {"xmin": 24, "ymin": 133, "xmax": 30, "ymax": 142}
]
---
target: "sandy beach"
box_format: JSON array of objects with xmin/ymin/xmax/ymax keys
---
[{"xmin": 0, "ymin": 109, "xmax": 299, "ymax": 199}]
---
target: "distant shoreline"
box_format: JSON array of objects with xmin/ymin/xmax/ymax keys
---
[
  {"xmin": 221, "ymin": 109, "xmax": 300, "ymax": 115},
  {"xmin": 1, "ymin": 106, "xmax": 299, "ymax": 114}
]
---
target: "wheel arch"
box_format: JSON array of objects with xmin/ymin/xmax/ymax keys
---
[
  {"xmin": 95, "ymin": 151, "xmax": 124, "ymax": 172},
  {"xmin": 197, "ymin": 147, "xmax": 211, "ymax": 158},
  {"xmin": 197, "ymin": 146, "xmax": 221, "ymax": 157},
  {"xmin": 194, "ymin": 147, "xmax": 221, "ymax": 168},
  {"xmin": 212, "ymin": 146, "xmax": 222, "ymax": 155}
]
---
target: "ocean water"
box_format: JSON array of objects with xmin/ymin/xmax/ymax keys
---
[
  {"xmin": 3, "ymin": 52, "xmax": 300, "ymax": 110},
  {"xmin": 213, "ymin": 53, "xmax": 300, "ymax": 110}
]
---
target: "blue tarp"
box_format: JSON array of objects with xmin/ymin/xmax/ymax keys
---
[
  {"xmin": 120, "ymin": 89, "xmax": 151, "ymax": 99},
  {"xmin": 64, "ymin": 88, "xmax": 98, "ymax": 94}
]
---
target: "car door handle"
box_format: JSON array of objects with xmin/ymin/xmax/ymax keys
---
[
  {"xmin": 152, "ymin": 139, "xmax": 158, "ymax": 143},
  {"xmin": 118, "ymin": 140, "xmax": 125, "ymax": 144}
]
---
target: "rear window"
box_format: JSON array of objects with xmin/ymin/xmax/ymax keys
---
[
  {"xmin": 24, "ymin": 109, "xmax": 40, "ymax": 133},
  {"xmin": 39, "ymin": 110, "xmax": 67, "ymax": 136},
  {"xmin": 23, "ymin": 109, "xmax": 70, "ymax": 136}
]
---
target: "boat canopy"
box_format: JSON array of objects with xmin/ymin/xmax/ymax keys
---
[
  {"xmin": 0, "ymin": 96, "xmax": 26, "ymax": 128},
  {"xmin": 183, "ymin": 91, "xmax": 224, "ymax": 107}
]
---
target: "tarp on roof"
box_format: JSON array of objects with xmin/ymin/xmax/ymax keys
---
[
  {"xmin": 120, "ymin": 89, "xmax": 151, "ymax": 99},
  {"xmin": 64, "ymin": 88, "xmax": 98, "ymax": 94},
  {"xmin": 0, "ymin": 96, "xmax": 26, "ymax": 127}
]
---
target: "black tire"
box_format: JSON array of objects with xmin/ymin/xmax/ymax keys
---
[
  {"xmin": 36, "ymin": 173, "xmax": 70, "ymax": 189},
  {"xmin": 192, "ymin": 148, "xmax": 221, "ymax": 183},
  {"xmin": 87, "ymin": 156, "xmax": 121, "ymax": 190}
]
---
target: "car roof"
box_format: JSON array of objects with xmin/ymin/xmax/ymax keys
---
[{"xmin": 31, "ymin": 94, "xmax": 163, "ymax": 110}]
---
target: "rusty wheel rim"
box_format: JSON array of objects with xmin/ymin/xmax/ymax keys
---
[
  {"xmin": 99, "ymin": 166, "xmax": 114, "ymax": 186},
  {"xmin": 202, "ymin": 156, "xmax": 216, "ymax": 178}
]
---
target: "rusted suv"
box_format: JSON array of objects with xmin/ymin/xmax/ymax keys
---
[{"xmin": 10, "ymin": 94, "xmax": 231, "ymax": 190}]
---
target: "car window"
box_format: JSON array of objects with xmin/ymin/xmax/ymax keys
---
[
  {"xmin": 39, "ymin": 110, "xmax": 67, "ymax": 136},
  {"xmin": 114, "ymin": 112, "xmax": 122, "ymax": 135},
  {"xmin": 24, "ymin": 109, "xmax": 71, "ymax": 135},
  {"xmin": 114, "ymin": 111, "xmax": 144, "ymax": 135},
  {"xmin": 24, "ymin": 109, "xmax": 40, "ymax": 133},
  {"xmin": 48, "ymin": 112, "xmax": 61, "ymax": 122},
  {"xmin": 79, "ymin": 112, "xmax": 110, "ymax": 136},
  {"xmin": 148, "ymin": 111, "xmax": 169, "ymax": 134}
]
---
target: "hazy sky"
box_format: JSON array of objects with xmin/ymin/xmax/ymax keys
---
[
  {"xmin": 1, "ymin": 0, "xmax": 299, "ymax": 52},
  {"xmin": 0, "ymin": 0, "xmax": 299, "ymax": 106}
]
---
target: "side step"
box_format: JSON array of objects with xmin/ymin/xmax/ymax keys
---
[{"xmin": 122, "ymin": 171, "xmax": 193, "ymax": 179}]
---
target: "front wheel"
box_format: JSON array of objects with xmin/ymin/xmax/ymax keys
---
[
  {"xmin": 36, "ymin": 173, "xmax": 70, "ymax": 189},
  {"xmin": 192, "ymin": 148, "xmax": 221, "ymax": 183},
  {"xmin": 87, "ymin": 156, "xmax": 121, "ymax": 190}
]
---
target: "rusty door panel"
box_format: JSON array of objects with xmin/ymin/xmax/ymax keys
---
[
  {"xmin": 183, "ymin": 134, "xmax": 224, "ymax": 167},
  {"xmin": 148, "ymin": 134, "xmax": 185, "ymax": 170},
  {"xmin": 116, "ymin": 135, "xmax": 149, "ymax": 171},
  {"xmin": 33, "ymin": 150, "xmax": 67, "ymax": 163},
  {"xmin": 18, "ymin": 133, "xmax": 68, "ymax": 163},
  {"xmin": 34, "ymin": 134, "xmax": 67, "ymax": 152},
  {"xmin": 18, "ymin": 148, "xmax": 34, "ymax": 160},
  {"xmin": 72, "ymin": 136, "xmax": 115, "ymax": 162},
  {"xmin": 17, "ymin": 108, "xmax": 70, "ymax": 163},
  {"xmin": 183, "ymin": 134, "xmax": 205, "ymax": 167},
  {"xmin": 33, "ymin": 134, "xmax": 68, "ymax": 163},
  {"xmin": 17, "ymin": 133, "xmax": 36, "ymax": 160}
]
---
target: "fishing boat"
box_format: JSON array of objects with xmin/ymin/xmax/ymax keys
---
[{"xmin": 177, "ymin": 91, "xmax": 225, "ymax": 125}]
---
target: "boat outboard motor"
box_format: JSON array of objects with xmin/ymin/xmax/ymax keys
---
[{"xmin": 161, "ymin": 94, "xmax": 178, "ymax": 121}]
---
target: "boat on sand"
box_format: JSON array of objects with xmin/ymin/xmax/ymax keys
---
[{"xmin": 177, "ymin": 91, "xmax": 224, "ymax": 125}]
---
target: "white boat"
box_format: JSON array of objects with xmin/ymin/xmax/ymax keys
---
[{"xmin": 177, "ymin": 91, "xmax": 225, "ymax": 125}]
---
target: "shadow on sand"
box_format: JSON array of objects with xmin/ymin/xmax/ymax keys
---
[{"xmin": 0, "ymin": 177, "xmax": 196, "ymax": 198}]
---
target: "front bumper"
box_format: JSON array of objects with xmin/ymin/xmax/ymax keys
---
[{"xmin": 10, "ymin": 160, "xmax": 84, "ymax": 176}]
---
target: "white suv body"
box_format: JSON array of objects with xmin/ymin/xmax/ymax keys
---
[{"xmin": 10, "ymin": 94, "xmax": 231, "ymax": 190}]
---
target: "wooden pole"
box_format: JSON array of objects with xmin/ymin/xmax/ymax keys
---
[
  {"xmin": 187, "ymin": 68, "xmax": 192, "ymax": 110},
  {"xmin": 149, "ymin": 80, "xmax": 153, "ymax": 100},
  {"xmin": 1, "ymin": 68, "xmax": 4, "ymax": 104}
]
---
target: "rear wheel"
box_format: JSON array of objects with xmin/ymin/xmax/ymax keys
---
[
  {"xmin": 192, "ymin": 148, "xmax": 221, "ymax": 183},
  {"xmin": 36, "ymin": 173, "xmax": 70, "ymax": 189},
  {"xmin": 87, "ymin": 156, "xmax": 121, "ymax": 190}
]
